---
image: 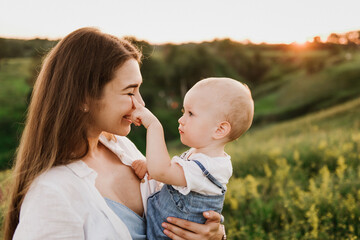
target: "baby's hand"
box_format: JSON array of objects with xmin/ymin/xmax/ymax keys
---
[
  {"xmin": 132, "ymin": 160, "xmax": 148, "ymax": 181},
  {"xmin": 131, "ymin": 96, "xmax": 159, "ymax": 129}
]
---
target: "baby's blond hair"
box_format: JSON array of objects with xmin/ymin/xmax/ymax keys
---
[{"xmin": 193, "ymin": 78, "xmax": 254, "ymax": 141}]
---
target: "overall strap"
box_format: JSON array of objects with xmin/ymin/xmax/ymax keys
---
[
  {"xmin": 193, "ymin": 160, "xmax": 226, "ymax": 194},
  {"xmin": 179, "ymin": 150, "xmax": 190, "ymax": 159}
]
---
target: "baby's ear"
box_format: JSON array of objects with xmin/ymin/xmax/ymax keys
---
[{"xmin": 213, "ymin": 121, "xmax": 231, "ymax": 140}]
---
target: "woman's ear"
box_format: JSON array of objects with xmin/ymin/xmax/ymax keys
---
[
  {"xmin": 81, "ymin": 97, "xmax": 90, "ymax": 112},
  {"xmin": 213, "ymin": 121, "xmax": 231, "ymax": 140},
  {"xmin": 81, "ymin": 103, "xmax": 89, "ymax": 112}
]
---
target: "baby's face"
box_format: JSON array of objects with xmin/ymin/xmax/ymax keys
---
[{"xmin": 178, "ymin": 87, "xmax": 223, "ymax": 148}]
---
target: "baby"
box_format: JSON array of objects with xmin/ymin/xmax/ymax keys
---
[{"xmin": 131, "ymin": 77, "xmax": 254, "ymax": 239}]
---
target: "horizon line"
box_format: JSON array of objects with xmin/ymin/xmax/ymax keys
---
[{"xmin": 1, "ymin": 28, "xmax": 359, "ymax": 46}]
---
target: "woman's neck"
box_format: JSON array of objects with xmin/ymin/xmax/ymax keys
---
[{"xmin": 84, "ymin": 129, "xmax": 103, "ymax": 160}]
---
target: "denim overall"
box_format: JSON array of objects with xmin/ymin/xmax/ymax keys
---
[{"xmin": 146, "ymin": 156, "xmax": 226, "ymax": 240}]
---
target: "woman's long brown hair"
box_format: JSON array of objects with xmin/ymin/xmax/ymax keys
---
[{"xmin": 4, "ymin": 27, "xmax": 141, "ymax": 239}]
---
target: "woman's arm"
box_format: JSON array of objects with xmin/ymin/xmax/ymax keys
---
[{"xmin": 162, "ymin": 211, "xmax": 225, "ymax": 240}]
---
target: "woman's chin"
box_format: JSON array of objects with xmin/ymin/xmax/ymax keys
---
[
  {"xmin": 120, "ymin": 127, "xmax": 131, "ymax": 136},
  {"xmin": 111, "ymin": 125, "xmax": 131, "ymax": 137}
]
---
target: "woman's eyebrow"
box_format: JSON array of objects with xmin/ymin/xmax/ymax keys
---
[{"xmin": 122, "ymin": 84, "xmax": 139, "ymax": 90}]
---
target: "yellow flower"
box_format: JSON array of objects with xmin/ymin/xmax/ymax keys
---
[
  {"xmin": 318, "ymin": 140, "xmax": 327, "ymax": 150},
  {"xmin": 344, "ymin": 194, "xmax": 356, "ymax": 214},
  {"xmin": 268, "ymin": 147, "xmax": 282, "ymax": 159},
  {"xmin": 336, "ymin": 156, "xmax": 347, "ymax": 180},
  {"xmin": 245, "ymin": 175, "xmax": 259, "ymax": 199},
  {"xmin": 320, "ymin": 166, "xmax": 330, "ymax": 199},
  {"xmin": 229, "ymin": 197, "xmax": 238, "ymax": 210},
  {"xmin": 264, "ymin": 164, "xmax": 272, "ymax": 178},
  {"xmin": 306, "ymin": 204, "xmax": 319, "ymax": 239},
  {"xmin": 352, "ymin": 132, "xmax": 360, "ymax": 142},
  {"xmin": 342, "ymin": 142, "xmax": 353, "ymax": 152},
  {"xmin": 293, "ymin": 150, "xmax": 300, "ymax": 161}
]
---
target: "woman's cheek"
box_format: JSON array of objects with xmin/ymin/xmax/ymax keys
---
[{"xmin": 127, "ymin": 96, "xmax": 134, "ymax": 109}]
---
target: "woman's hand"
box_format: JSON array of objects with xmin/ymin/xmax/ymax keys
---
[{"xmin": 162, "ymin": 211, "xmax": 225, "ymax": 240}]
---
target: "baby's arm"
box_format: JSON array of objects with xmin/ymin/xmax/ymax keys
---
[{"xmin": 131, "ymin": 97, "xmax": 186, "ymax": 186}]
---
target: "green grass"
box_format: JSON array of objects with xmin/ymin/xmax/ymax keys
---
[
  {"xmin": 0, "ymin": 58, "xmax": 32, "ymax": 169},
  {"xmin": 253, "ymin": 51, "xmax": 360, "ymax": 124},
  {"xmin": 223, "ymin": 97, "xmax": 360, "ymax": 239},
  {"xmin": 0, "ymin": 58, "xmax": 32, "ymax": 115}
]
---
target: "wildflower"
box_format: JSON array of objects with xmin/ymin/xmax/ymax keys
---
[
  {"xmin": 352, "ymin": 132, "xmax": 360, "ymax": 142},
  {"xmin": 268, "ymin": 147, "xmax": 282, "ymax": 159},
  {"xmin": 264, "ymin": 164, "xmax": 272, "ymax": 178},
  {"xmin": 318, "ymin": 140, "xmax": 327, "ymax": 150},
  {"xmin": 342, "ymin": 142, "xmax": 353, "ymax": 152},
  {"xmin": 293, "ymin": 150, "xmax": 300, "ymax": 162},
  {"xmin": 336, "ymin": 156, "xmax": 347, "ymax": 180},
  {"xmin": 320, "ymin": 166, "xmax": 331, "ymax": 200},
  {"xmin": 306, "ymin": 204, "xmax": 319, "ymax": 239},
  {"xmin": 229, "ymin": 197, "xmax": 238, "ymax": 210},
  {"xmin": 245, "ymin": 175, "xmax": 259, "ymax": 199}
]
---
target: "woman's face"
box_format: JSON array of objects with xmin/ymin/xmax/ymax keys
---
[{"xmin": 88, "ymin": 59, "xmax": 144, "ymax": 137}]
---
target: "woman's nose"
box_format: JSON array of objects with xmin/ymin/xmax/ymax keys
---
[{"xmin": 135, "ymin": 93, "xmax": 145, "ymax": 107}]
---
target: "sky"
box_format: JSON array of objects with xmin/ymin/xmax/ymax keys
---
[{"xmin": 0, "ymin": 0, "xmax": 360, "ymax": 44}]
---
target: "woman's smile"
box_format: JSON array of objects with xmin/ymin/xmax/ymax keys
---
[{"xmin": 123, "ymin": 115, "xmax": 133, "ymax": 124}]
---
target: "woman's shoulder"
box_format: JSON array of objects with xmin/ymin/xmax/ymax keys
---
[
  {"xmin": 35, "ymin": 164, "xmax": 72, "ymax": 183},
  {"xmin": 29, "ymin": 161, "xmax": 93, "ymax": 196}
]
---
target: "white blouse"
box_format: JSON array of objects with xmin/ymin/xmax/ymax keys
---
[{"xmin": 13, "ymin": 135, "xmax": 158, "ymax": 240}]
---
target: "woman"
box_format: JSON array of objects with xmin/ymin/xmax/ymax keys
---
[{"xmin": 4, "ymin": 28, "xmax": 225, "ymax": 239}]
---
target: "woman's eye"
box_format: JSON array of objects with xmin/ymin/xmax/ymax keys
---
[{"xmin": 127, "ymin": 93, "xmax": 135, "ymax": 96}]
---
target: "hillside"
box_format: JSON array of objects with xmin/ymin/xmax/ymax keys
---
[
  {"xmin": 223, "ymin": 97, "xmax": 360, "ymax": 239},
  {"xmin": 253, "ymin": 49, "xmax": 360, "ymax": 124}
]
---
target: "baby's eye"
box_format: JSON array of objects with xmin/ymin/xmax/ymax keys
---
[
  {"xmin": 127, "ymin": 93, "xmax": 135, "ymax": 96},
  {"xmin": 188, "ymin": 111, "xmax": 193, "ymax": 116},
  {"xmin": 181, "ymin": 108, "xmax": 185, "ymax": 113}
]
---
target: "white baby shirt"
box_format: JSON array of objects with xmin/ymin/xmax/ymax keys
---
[{"xmin": 172, "ymin": 149, "xmax": 233, "ymax": 196}]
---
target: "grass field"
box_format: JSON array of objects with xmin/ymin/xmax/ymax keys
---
[
  {"xmin": 253, "ymin": 50, "xmax": 360, "ymax": 124},
  {"xmin": 223, "ymin": 97, "xmax": 360, "ymax": 239},
  {"xmin": 0, "ymin": 58, "xmax": 32, "ymax": 169}
]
